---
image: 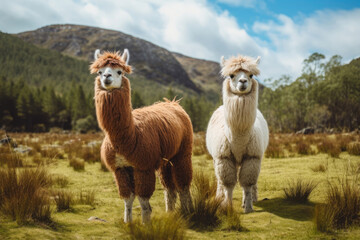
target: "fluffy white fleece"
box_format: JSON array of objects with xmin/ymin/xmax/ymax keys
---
[{"xmin": 206, "ymin": 57, "xmax": 269, "ymax": 213}]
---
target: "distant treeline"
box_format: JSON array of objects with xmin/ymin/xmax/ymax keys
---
[
  {"xmin": 258, "ymin": 53, "xmax": 360, "ymax": 132},
  {"xmin": 0, "ymin": 77, "xmax": 214, "ymax": 132}
]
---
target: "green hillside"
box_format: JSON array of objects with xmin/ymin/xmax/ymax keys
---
[{"xmin": 0, "ymin": 32, "xmax": 214, "ymax": 132}]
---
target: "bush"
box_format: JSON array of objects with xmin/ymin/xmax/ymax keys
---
[
  {"xmin": 283, "ymin": 179, "xmax": 317, "ymax": 203},
  {"xmin": 347, "ymin": 142, "xmax": 360, "ymax": 155},
  {"xmin": 0, "ymin": 167, "xmax": 52, "ymax": 224},
  {"xmin": 314, "ymin": 178, "xmax": 360, "ymax": 232},
  {"xmin": 122, "ymin": 213, "xmax": 186, "ymax": 240}
]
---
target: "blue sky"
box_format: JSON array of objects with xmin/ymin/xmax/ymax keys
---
[{"xmin": 1, "ymin": 0, "xmax": 359, "ymax": 80}]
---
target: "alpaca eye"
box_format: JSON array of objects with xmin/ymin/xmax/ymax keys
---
[
  {"xmin": 117, "ymin": 71, "xmax": 122, "ymax": 75},
  {"xmin": 230, "ymin": 74, "xmax": 234, "ymax": 79},
  {"xmin": 98, "ymin": 71, "xmax": 102, "ymax": 75},
  {"xmin": 250, "ymin": 74, "xmax": 253, "ymax": 78}
]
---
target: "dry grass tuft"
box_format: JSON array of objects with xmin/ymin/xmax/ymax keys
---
[
  {"xmin": 0, "ymin": 167, "xmax": 52, "ymax": 224},
  {"xmin": 77, "ymin": 190, "xmax": 96, "ymax": 206},
  {"xmin": 122, "ymin": 213, "xmax": 186, "ymax": 240},
  {"xmin": 53, "ymin": 175, "xmax": 69, "ymax": 188},
  {"xmin": 193, "ymin": 132, "xmax": 208, "ymax": 156},
  {"xmin": 265, "ymin": 143, "xmax": 285, "ymax": 158},
  {"xmin": 295, "ymin": 141, "xmax": 313, "ymax": 155},
  {"xmin": 310, "ymin": 163, "xmax": 328, "ymax": 173},
  {"xmin": 314, "ymin": 177, "xmax": 360, "ymax": 232},
  {"xmin": 347, "ymin": 142, "xmax": 360, "ymax": 156},
  {"xmin": 183, "ymin": 171, "xmax": 221, "ymax": 230},
  {"xmin": 52, "ymin": 189, "xmax": 74, "ymax": 212},
  {"xmin": 0, "ymin": 145, "xmax": 23, "ymax": 168},
  {"xmin": 220, "ymin": 207, "xmax": 243, "ymax": 232},
  {"xmin": 317, "ymin": 138, "xmax": 341, "ymax": 158},
  {"xmin": 283, "ymin": 179, "xmax": 317, "ymax": 203},
  {"xmin": 69, "ymin": 158, "xmax": 85, "ymax": 171}
]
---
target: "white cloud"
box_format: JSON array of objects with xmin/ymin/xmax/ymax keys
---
[
  {"xmin": 0, "ymin": 1, "xmax": 359, "ymax": 81},
  {"xmin": 253, "ymin": 9, "xmax": 360, "ymax": 79}
]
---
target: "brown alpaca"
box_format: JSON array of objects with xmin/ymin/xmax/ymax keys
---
[{"xmin": 90, "ymin": 49, "xmax": 193, "ymax": 223}]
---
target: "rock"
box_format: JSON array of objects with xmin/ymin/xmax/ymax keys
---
[
  {"xmin": 14, "ymin": 145, "xmax": 32, "ymax": 153},
  {"xmin": 88, "ymin": 216, "xmax": 107, "ymax": 222},
  {"xmin": 296, "ymin": 127, "xmax": 315, "ymax": 135}
]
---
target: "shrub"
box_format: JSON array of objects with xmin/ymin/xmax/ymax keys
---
[
  {"xmin": 314, "ymin": 178, "xmax": 360, "ymax": 231},
  {"xmin": 283, "ymin": 179, "xmax": 317, "ymax": 203},
  {"xmin": 347, "ymin": 142, "xmax": 360, "ymax": 156},
  {"xmin": 0, "ymin": 167, "xmax": 52, "ymax": 224},
  {"xmin": 52, "ymin": 189, "xmax": 74, "ymax": 212},
  {"xmin": 69, "ymin": 158, "xmax": 85, "ymax": 171},
  {"xmin": 122, "ymin": 213, "xmax": 186, "ymax": 240}
]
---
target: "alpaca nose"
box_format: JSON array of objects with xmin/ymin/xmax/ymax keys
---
[
  {"xmin": 104, "ymin": 73, "xmax": 112, "ymax": 78},
  {"xmin": 104, "ymin": 78, "xmax": 112, "ymax": 85},
  {"xmin": 239, "ymin": 79, "xmax": 248, "ymax": 83}
]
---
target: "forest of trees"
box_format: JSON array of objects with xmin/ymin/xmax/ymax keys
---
[
  {"xmin": 259, "ymin": 53, "xmax": 360, "ymax": 132},
  {"xmin": 0, "ymin": 31, "xmax": 359, "ymax": 133}
]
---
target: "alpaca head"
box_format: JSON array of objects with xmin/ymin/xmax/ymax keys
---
[
  {"xmin": 90, "ymin": 49, "xmax": 132, "ymax": 90},
  {"xmin": 220, "ymin": 55, "xmax": 260, "ymax": 94}
]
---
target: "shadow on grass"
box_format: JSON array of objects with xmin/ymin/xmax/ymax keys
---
[{"xmin": 254, "ymin": 198, "xmax": 315, "ymax": 221}]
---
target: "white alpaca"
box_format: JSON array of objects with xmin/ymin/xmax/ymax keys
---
[{"xmin": 206, "ymin": 55, "xmax": 269, "ymax": 213}]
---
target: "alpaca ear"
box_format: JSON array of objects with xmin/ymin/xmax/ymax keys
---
[
  {"xmin": 94, "ymin": 49, "xmax": 101, "ymax": 60},
  {"xmin": 122, "ymin": 49, "xmax": 130, "ymax": 65},
  {"xmin": 220, "ymin": 56, "xmax": 225, "ymax": 67},
  {"xmin": 255, "ymin": 56, "xmax": 261, "ymax": 65}
]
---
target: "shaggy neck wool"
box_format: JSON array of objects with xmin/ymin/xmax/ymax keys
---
[
  {"xmin": 223, "ymin": 78, "xmax": 258, "ymax": 133},
  {"xmin": 94, "ymin": 76, "xmax": 137, "ymax": 156}
]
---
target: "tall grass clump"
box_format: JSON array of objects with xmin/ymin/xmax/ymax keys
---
[
  {"xmin": 122, "ymin": 213, "xmax": 186, "ymax": 240},
  {"xmin": 69, "ymin": 158, "xmax": 85, "ymax": 171},
  {"xmin": 52, "ymin": 189, "xmax": 74, "ymax": 212},
  {"xmin": 314, "ymin": 177, "xmax": 360, "ymax": 232},
  {"xmin": 317, "ymin": 138, "xmax": 341, "ymax": 158},
  {"xmin": 295, "ymin": 141, "xmax": 313, "ymax": 155},
  {"xmin": 182, "ymin": 171, "xmax": 221, "ymax": 230},
  {"xmin": 347, "ymin": 142, "xmax": 360, "ymax": 156},
  {"xmin": 265, "ymin": 143, "xmax": 285, "ymax": 158},
  {"xmin": 192, "ymin": 132, "xmax": 207, "ymax": 156},
  {"xmin": 77, "ymin": 190, "xmax": 96, "ymax": 206},
  {"xmin": 0, "ymin": 167, "xmax": 52, "ymax": 224},
  {"xmin": 310, "ymin": 163, "xmax": 328, "ymax": 173},
  {"xmin": 283, "ymin": 179, "xmax": 317, "ymax": 203},
  {"xmin": 0, "ymin": 145, "xmax": 23, "ymax": 168},
  {"xmin": 220, "ymin": 207, "xmax": 243, "ymax": 232}
]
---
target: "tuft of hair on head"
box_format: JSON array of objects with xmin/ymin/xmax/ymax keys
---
[
  {"xmin": 220, "ymin": 54, "xmax": 261, "ymax": 78},
  {"xmin": 89, "ymin": 49, "xmax": 132, "ymax": 75}
]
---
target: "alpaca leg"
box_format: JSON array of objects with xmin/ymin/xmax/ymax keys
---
[
  {"xmin": 214, "ymin": 157, "xmax": 237, "ymax": 208},
  {"xmin": 138, "ymin": 197, "xmax": 152, "ymax": 224},
  {"xmin": 171, "ymin": 148, "xmax": 194, "ymax": 213},
  {"xmin": 114, "ymin": 167, "xmax": 135, "ymax": 222},
  {"xmin": 252, "ymin": 184, "xmax": 258, "ymax": 203},
  {"xmin": 238, "ymin": 156, "xmax": 261, "ymax": 213},
  {"xmin": 159, "ymin": 164, "xmax": 177, "ymax": 212},
  {"xmin": 134, "ymin": 170, "xmax": 155, "ymax": 223},
  {"xmin": 124, "ymin": 193, "xmax": 135, "ymax": 223}
]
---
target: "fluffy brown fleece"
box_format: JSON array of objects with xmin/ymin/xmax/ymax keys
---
[
  {"xmin": 90, "ymin": 51, "xmax": 132, "ymax": 74},
  {"xmin": 220, "ymin": 55, "xmax": 260, "ymax": 77},
  {"xmin": 92, "ymin": 67, "xmax": 193, "ymax": 200}
]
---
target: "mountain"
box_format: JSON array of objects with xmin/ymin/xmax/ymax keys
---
[{"xmin": 17, "ymin": 24, "xmax": 206, "ymax": 94}]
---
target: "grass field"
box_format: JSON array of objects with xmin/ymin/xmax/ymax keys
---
[{"xmin": 1, "ymin": 132, "xmax": 360, "ymax": 239}]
